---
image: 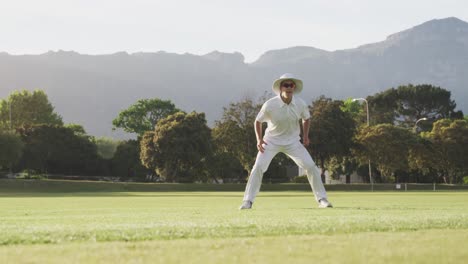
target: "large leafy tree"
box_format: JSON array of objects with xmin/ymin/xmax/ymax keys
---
[
  {"xmin": 368, "ymin": 84, "xmax": 463, "ymax": 128},
  {"xmin": 354, "ymin": 124, "xmax": 417, "ymax": 183},
  {"xmin": 0, "ymin": 90, "xmax": 63, "ymax": 129},
  {"xmin": 308, "ymin": 96, "xmax": 357, "ymax": 181},
  {"xmin": 140, "ymin": 131, "xmax": 157, "ymax": 174},
  {"xmin": 408, "ymin": 137, "xmax": 440, "ymax": 183},
  {"xmin": 212, "ymin": 96, "xmax": 264, "ymax": 177},
  {"xmin": 111, "ymin": 140, "xmax": 147, "ymax": 179},
  {"xmin": 341, "ymin": 98, "xmax": 365, "ymax": 123},
  {"xmin": 0, "ymin": 130, "xmax": 24, "ymax": 171},
  {"xmin": 141, "ymin": 112, "xmax": 212, "ymax": 182},
  {"xmin": 112, "ymin": 98, "xmax": 180, "ymax": 136},
  {"xmin": 421, "ymin": 119, "xmax": 468, "ymax": 184},
  {"xmin": 16, "ymin": 125, "xmax": 100, "ymax": 175}
]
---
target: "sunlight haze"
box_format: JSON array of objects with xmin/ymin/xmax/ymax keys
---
[{"xmin": 1, "ymin": 0, "xmax": 467, "ymax": 62}]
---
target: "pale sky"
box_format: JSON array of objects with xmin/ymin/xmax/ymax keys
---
[{"xmin": 1, "ymin": 0, "xmax": 467, "ymax": 62}]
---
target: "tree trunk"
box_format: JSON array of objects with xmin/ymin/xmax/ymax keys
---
[
  {"xmin": 242, "ymin": 167, "xmax": 251, "ymax": 183},
  {"xmin": 320, "ymin": 156, "xmax": 326, "ymax": 183}
]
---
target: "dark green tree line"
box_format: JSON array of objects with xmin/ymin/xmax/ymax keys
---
[
  {"xmin": 3, "ymin": 85, "xmax": 467, "ymax": 184},
  {"xmin": 16, "ymin": 125, "xmax": 101, "ymax": 175}
]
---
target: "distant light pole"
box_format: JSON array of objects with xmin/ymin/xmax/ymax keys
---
[
  {"xmin": 352, "ymin": 98, "xmax": 369, "ymax": 126},
  {"xmin": 414, "ymin": 117, "xmax": 428, "ymax": 133},
  {"xmin": 352, "ymin": 98, "xmax": 373, "ymax": 191}
]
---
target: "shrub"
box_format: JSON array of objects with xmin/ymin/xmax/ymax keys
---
[
  {"xmin": 463, "ymin": 176, "xmax": 468, "ymax": 185},
  {"xmin": 292, "ymin": 175, "xmax": 308, "ymax": 183}
]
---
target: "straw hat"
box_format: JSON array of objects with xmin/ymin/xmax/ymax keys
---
[{"xmin": 272, "ymin": 73, "xmax": 303, "ymax": 95}]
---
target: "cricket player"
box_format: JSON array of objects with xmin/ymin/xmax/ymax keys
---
[{"xmin": 240, "ymin": 73, "xmax": 333, "ymax": 209}]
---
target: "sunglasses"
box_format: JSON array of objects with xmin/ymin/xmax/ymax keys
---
[{"xmin": 282, "ymin": 83, "xmax": 295, "ymax": 88}]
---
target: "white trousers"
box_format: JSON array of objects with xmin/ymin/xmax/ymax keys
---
[{"xmin": 243, "ymin": 141, "xmax": 328, "ymax": 203}]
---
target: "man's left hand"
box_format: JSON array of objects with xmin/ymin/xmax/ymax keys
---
[{"xmin": 303, "ymin": 137, "xmax": 310, "ymax": 146}]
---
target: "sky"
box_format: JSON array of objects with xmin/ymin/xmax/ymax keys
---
[{"xmin": 1, "ymin": 0, "xmax": 467, "ymax": 63}]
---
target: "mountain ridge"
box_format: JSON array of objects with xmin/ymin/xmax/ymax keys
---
[{"xmin": 1, "ymin": 17, "xmax": 467, "ymax": 138}]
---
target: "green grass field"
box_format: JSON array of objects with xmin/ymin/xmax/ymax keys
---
[{"xmin": 1, "ymin": 182, "xmax": 468, "ymax": 263}]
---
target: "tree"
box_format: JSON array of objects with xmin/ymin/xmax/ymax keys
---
[
  {"xmin": 308, "ymin": 96, "xmax": 357, "ymax": 182},
  {"xmin": 341, "ymin": 98, "xmax": 365, "ymax": 123},
  {"xmin": 327, "ymin": 156, "xmax": 359, "ymax": 184},
  {"xmin": 354, "ymin": 124, "xmax": 417, "ymax": 183},
  {"xmin": 212, "ymin": 95, "xmax": 265, "ymax": 177},
  {"xmin": 408, "ymin": 137, "xmax": 440, "ymax": 183},
  {"xmin": 141, "ymin": 111, "xmax": 212, "ymax": 182},
  {"xmin": 16, "ymin": 125, "xmax": 100, "ymax": 175},
  {"xmin": 366, "ymin": 88, "xmax": 399, "ymax": 125},
  {"xmin": 112, "ymin": 98, "xmax": 180, "ymax": 136},
  {"xmin": 421, "ymin": 119, "xmax": 468, "ymax": 184},
  {"xmin": 111, "ymin": 140, "xmax": 147, "ymax": 179},
  {"xmin": 95, "ymin": 137, "xmax": 121, "ymax": 159},
  {"xmin": 0, "ymin": 130, "xmax": 24, "ymax": 171},
  {"xmin": 206, "ymin": 151, "xmax": 245, "ymax": 183},
  {"xmin": 65, "ymin": 123, "xmax": 87, "ymax": 137},
  {"xmin": 140, "ymin": 131, "xmax": 157, "ymax": 174},
  {"xmin": 0, "ymin": 90, "xmax": 63, "ymax": 129},
  {"xmin": 368, "ymin": 84, "xmax": 463, "ymax": 128}
]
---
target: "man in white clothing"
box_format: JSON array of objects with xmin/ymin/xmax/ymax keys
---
[{"xmin": 240, "ymin": 73, "xmax": 332, "ymax": 209}]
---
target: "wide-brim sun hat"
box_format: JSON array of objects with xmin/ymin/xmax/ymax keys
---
[{"xmin": 272, "ymin": 73, "xmax": 303, "ymax": 95}]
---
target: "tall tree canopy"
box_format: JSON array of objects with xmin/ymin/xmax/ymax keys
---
[
  {"xmin": 421, "ymin": 119, "xmax": 468, "ymax": 184},
  {"xmin": 308, "ymin": 96, "xmax": 357, "ymax": 180},
  {"xmin": 112, "ymin": 98, "xmax": 180, "ymax": 136},
  {"xmin": 408, "ymin": 137, "xmax": 439, "ymax": 183},
  {"xmin": 212, "ymin": 95, "xmax": 266, "ymax": 177},
  {"xmin": 367, "ymin": 84, "xmax": 463, "ymax": 128},
  {"xmin": 0, "ymin": 90, "xmax": 63, "ymax": 129},
  {"xmin": 354, "ymin": 124, "xmax": 417, "ymax": 182},
  {"xmin": 111, "ymin": 140, "xmax": 147, "ymax": 179},
  {"xmin": 341, "ymin": 98, "xmax": 365, "ymax": 122},
  {"xmin": 141, "ymin": 112, "xmax": 212, "ymax": 182}
]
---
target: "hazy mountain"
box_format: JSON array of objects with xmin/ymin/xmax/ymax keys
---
[{"xmin": 1, "ymin": 17, "xmax": 467, "ymax": 138}]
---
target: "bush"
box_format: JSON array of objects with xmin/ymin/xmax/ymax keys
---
[
  {"xmin": 463, "ymin": 176, "xmax": 468, "ymax": 185},
  {"xmin": 292, "ymin": 175, "xmax": 308, "ymax": 183},
  {"xmin": 16, "ymin": 169, "xmax": 47, "ymax": 180}
]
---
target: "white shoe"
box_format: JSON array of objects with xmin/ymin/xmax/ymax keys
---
[
  {"xmin": 239, "ymin": 200, "xmax": 253, "ymax": 210},
  {"xmin": 318, "ymin": 198, "xmax": 333, "ymax": 208}
]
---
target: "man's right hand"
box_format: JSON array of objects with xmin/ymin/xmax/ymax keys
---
[{"xmin": 257, "ymin": 139, "xmax": 267, "ymax": 153}]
